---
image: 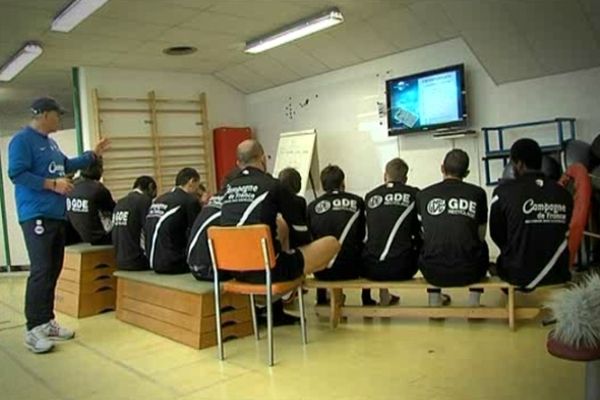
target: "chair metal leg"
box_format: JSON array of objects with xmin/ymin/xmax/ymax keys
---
[
  {"xmin": 249, "ymin": 294, "xmax": 259, "ymax": 340},
  {"xmin": 298, "ymin": 286, "xmax": 307, "ymax": 345},
  {"xmin": 213, "ymin": 277, "xmax": 224, "ymax": 361},
  {"xmin": 266, "ymin": 289, "xmax": 274, "ymax": 367}
]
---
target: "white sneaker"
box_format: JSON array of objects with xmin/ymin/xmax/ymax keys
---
[
  {"xmin": 25, "ymin": 326, "xmax": 54, "ymax": 354},
  {"xmin": 42, "ymin": 320, "xmax": 75, "ymax": 341}
]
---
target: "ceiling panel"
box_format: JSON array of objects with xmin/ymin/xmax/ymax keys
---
[
  {"xmin": 296, "ymin": 32, "xmax": 362, "ymax": 69},
  {"xmin": 367, "ymin": 6, "xmax": 440, "ymax": 51},
  {"xmin": 243, "ymin": 55, "xmax": 301, "ymax": 85},
  {"xmin": 156, "ymin": 27, "xmax": 243, "ymax": 51},
  {"xmin": 330, "ymin": 0, "xmax": 408, "ymax": 19},
  {"xmin": 94, "ymin": 0, "xmax": 203, "ymax": 26},
  {"xmin": 215, "ymin": 64, "xmax": 274, "ymax": 93},
  {"xmin": 180, "ymin": 11, "xmax": 279, "ymax": 39},
  {"xmin": 268, "ymin": 45, "xmax": 330, "ymax": 78},
  {"xmin": 0, "ymin": 6, "xmax": 55, "ymax": 44},
  {"xmin": 462, "ymin": 28, "xmax": 544, "ymax": 83},
  {"xmin": 71, "ymin": 16, "xmax": 170, "ymax": 40},
  {"xmin": 409, "ymin": 1, "xmax": 460, "ymax": 40},
  {"xmin": 508, "ymin": 1, "xmax": 600, "ymax": 74},
  {"xmin": 158, "ymin": 0, "xmax": 217, "ymax": 10},
  {"xmin": 40, "ymin": 32, "xmax": 144, "ymax": 54},
  {"xmin": 0, "ymin": 0, "xmax": 68, "ymax": 11},
  {"xmin": 207, "ymin": 0, "xmax": 317, "ymax": 22},
  {"xmin": 328, "ymin": 20, "xmax": 397, "ymax": 61},
  {"xmin": 442, "ymin": 1, "xmax": 516, "ymax": 32}
]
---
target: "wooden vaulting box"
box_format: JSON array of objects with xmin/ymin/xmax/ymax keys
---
[
  {"xmin": 114, "ymin": 271, "xmax": 253, "ymax": 349},
  {"xmin": 55, "ymin": 244, "xmax": 117, "ymax": 318}
]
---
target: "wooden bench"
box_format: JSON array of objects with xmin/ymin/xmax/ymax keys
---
[
  {"xmin": 304, "ymin": 277, "xmax": 549, "ymax": 331},
  {"xmin": 55, "ymin": 244, "xmax": 117, "ymax": 318},
  {"xmin": 114, "ymin": 271, "xmax": 254, "ymax": 349}
]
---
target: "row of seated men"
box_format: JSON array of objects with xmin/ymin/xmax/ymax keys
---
[{"xmin": 65, "ymin": 137, "xmax": 572, "ymax": 310}]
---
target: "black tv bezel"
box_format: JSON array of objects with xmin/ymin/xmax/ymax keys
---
[{"xmin": 386, "ymin": 63, "xmax": 467, "ymax": 136}]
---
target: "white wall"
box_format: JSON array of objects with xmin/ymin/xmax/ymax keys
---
[
  {"xmin": 78, "ymin": 67, "xmax": 247, "ymax": 152},
  {"xmin": 0, "ymin": 129, "xmax": 78, "ymax": 266},
  {"xmin": 246, "ymin": 38, "xmax": 600, "ymax": 256}
]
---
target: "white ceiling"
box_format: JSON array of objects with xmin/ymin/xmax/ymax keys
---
[{"xmin": 1, "ymin": 0, "xmax": 599, "ymax": 133}]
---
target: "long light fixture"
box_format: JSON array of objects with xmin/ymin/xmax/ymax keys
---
[
  {"xmin": 51, "ymin": 0, "xmax": 110, "ymax": 32},
  {"xmin": 0, "ymin": 42, "xmax": 43, "ymax": 82},
  {"xmin": 244, "ymin": 7, "xmax": 344, "ymax": 54}
]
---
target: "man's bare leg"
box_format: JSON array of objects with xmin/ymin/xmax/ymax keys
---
[{"xmin": 298, "ymin": 236, "xmax": 340, "ymax": 275}]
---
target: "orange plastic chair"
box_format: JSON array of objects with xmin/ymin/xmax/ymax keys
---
[{"xmin": 207, "ymin": 224, "xmax": 307, "ymax": 366}]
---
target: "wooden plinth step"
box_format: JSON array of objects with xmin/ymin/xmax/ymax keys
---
[{"xmin": 114, "ymin": 271, "xmax": 253, "ymax": 349}]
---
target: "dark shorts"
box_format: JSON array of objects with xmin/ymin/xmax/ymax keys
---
[
  {"xmin": 233, "ymin": 249, "xmax": 304, "ymax": 284},
  {"xmin": 362, "ymin": 256, "xmax": 418, "ymax": 281},
  {"xmin": 314, "ymin": 261, "xmax": 360, "ymax": 281}
]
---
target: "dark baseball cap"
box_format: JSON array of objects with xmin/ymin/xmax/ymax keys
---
[{"xmin": 30, "ymin": 97, "xmax": 66, "ymax": 115}]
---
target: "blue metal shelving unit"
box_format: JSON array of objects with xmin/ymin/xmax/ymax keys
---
[{"xmin": 482, "ymin": 118, "xmax": 576, "ymax": 185}]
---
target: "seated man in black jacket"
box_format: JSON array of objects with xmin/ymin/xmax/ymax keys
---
[
  {"xmin": 308, "ymin": 165, "xmax": 374, "ymax": 305},
  {"xmin": 490, "ymin": 139, "xmax": 572, "ymax": 290},
  {"xmin": 145, "ymin": 168, "xmax": 202, "ymax": 274},
  {"xmin": 362, "ymin": 158, "xmax": 420, "ymax": 305},
  {"xmin": 220, "ymin": 139, "xmax": 340, "ymax": 283},
  {"xmin": 112, "ymin": 176, "xmax": 157, "ymax": 270},
  {"xmin": 67, "ymin": 157, "xmax": 115, "ymax": 245},
  {"xmin": 417, "ymin": 149, "xmax": 489, "ymax": 307}
]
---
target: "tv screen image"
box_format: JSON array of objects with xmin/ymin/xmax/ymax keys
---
[{"xmin": 386, "ymin": 64, "xmax": 466, "ymax": 135}]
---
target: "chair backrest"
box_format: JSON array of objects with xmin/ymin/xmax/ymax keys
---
[{"xmin": 207, "ymin": 224, "xmax": 277, "ymax": 272}]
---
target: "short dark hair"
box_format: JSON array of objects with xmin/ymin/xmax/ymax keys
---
[
  {"xmin": 198, "ymin": 183, "xmax": 207, "ymax": 193},
  {"xmin": 175, "ymin": 167, "xmax": 200, "ymax": 186},
  {"xmin": 278, "ymin": 167, "xmax": 302, "ymax": 194},
  {"xmin": 385, "ymin": 158, "xmax": 409, "ymax": 182},
  {"xmin": 133, "ymin": 175, "xmax": 156, "ymax": 192},
  {"xmin": 510, "ymin": 138, "xmax": 542, "ymax": 170},
  {"xmin": 320, "ymin": 165, "xmax": 345, "ymax": 192},
  {"xmin": 81, "ymin": 157, "xmax": 103, "ymax": 180},
  {"xmin": 443, "ymin": 149, "xmax": 469, "ymax": 179}
]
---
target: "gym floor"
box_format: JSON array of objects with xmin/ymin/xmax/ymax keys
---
[{"xmin": 0, "ymin": 273, "xmax": 583, "ymax": 400}]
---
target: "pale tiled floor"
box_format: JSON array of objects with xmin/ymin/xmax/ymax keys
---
[{"xmin": 0, "ymin": 273, "xmax": 584, "ymax": 400}]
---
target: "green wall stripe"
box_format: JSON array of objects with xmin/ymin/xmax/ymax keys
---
[{"xmin": 72, "ymin": 67, "xmax": 84, "ymax": 155}]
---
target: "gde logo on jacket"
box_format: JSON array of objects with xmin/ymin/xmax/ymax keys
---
[
  {"xmin": 66, "ymin": 198, "xmax": 89, "ymax": 213},
  {"xmin": 367, "ymin": 195, "xmax": 383, "ymax": 209},
  {"xmin": 427, "ymin": 198, "xmax": 477, "ymax": 218},
  {"xmin": 315, "ymin": 200, "xmax": 332, "ymax": 214},
  {"xmin": 427, "ymin": 198, "xmax": 446, "ymax": 215},
  {"xmin": 113, "ymin": 211, "xmax": 129, "ymax": 226}
]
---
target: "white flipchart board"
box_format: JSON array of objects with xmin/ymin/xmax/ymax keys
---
[{"xmin": 272, "ymin": 129, "xmax": 320, "ymax": 196}]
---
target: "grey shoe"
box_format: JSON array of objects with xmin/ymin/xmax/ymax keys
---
[
  {"xmin": 25, "ymin": 326, "xmax": 54, "ymax": 354},
  {"xmin": 42, "ymin": 320, "xmax": 75, "ymax": 341}
]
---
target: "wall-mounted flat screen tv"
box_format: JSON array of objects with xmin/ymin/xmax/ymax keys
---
[{"xmin": 386, "ymin": 64, "xmax": 467, "ymax": 135}]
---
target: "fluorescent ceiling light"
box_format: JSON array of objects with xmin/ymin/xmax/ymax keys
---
[
  {"xmin": 0, "ymin": 42, "xmax": 43, "ymax": 82},
  {"xmin": 244, "ymin": 7, "xmax": 344, "ymax": 54},
  {"xmin": 51, "ymin": 0, "xmax": 110, "ymax": 32}
]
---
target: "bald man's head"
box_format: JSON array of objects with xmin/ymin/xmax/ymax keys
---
[{"xmin": 236, "ymin": 139, "xmax": 266, "ymax": 170}]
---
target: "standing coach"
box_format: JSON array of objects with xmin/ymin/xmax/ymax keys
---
[{"xmin": 8, "ymin": 97, "xmax": 109, "ymax": 354}]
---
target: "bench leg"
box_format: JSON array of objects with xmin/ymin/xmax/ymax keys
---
[
  {"xmin": 507, "ymin": 286, "xmax": 515, "ymax": 331},
  {"xmin": 298, "ymin": 286, "xmax": 307, "ymax": 345},
  {"xmin": 586, "ymin": 360, "xmax": 600, "ymax": 400},
  {"xmin": 249, "ymin": 294, "xmax": 259, "ymax": 340},
  {"xmin": 330, "ymin": 289, "xmax": 343, "ymax": 329}
]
